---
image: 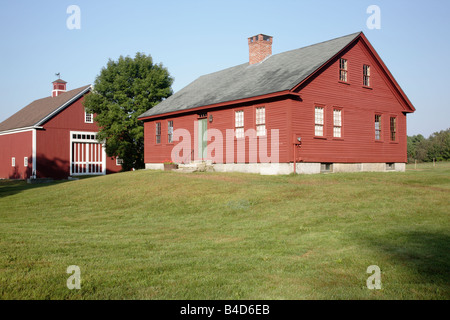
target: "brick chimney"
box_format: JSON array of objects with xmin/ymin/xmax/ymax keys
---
[
  {"xmin": 248, "ymin": 34, "xmax": 273, "ymax": 65},
  {"xmin": 52, "ymin": 79, "xmax": 67, "ymax": 97}
]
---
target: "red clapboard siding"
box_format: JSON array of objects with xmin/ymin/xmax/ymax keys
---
[
  {"xmin": 0, "ymin": 130, "xmax": 32, "ymax": 179},
  {"xmin": 292, "ymin": 38, "xmax": 408, "ymax": 163}
]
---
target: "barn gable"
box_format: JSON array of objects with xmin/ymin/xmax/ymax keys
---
[{"xmin": 0, "ymin": 85, "xmax": 91, "ymax": 133}]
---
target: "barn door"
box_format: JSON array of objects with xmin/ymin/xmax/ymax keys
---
[{"xmin": 70, "ymin": 132, "xmax": 106, "ymax": 176}]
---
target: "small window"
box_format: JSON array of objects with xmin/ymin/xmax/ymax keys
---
[
  {"xmin": 339, "ymin": 58, "xmax": 348, "ymax": 82},
  {"xmin": 375, "ymin": 114, "xmax": 382, "ymax": 140},
  {"xmin": 168, "ymin": 121, "xmax": 173, "ymax": 143},
  {"xmin": 256, "ymin": 107, "xmax": 266, "ymax": 137},
  {"xmin": 333, "ymin": 109, "xmax": 342, "ymax": 138},
  {"xmin": 24, "ymin": 157, "xmax": 28, "ymax": 167},
  {"xmin": 363, "ymin": 65, "xmax": 371, "ymax": 87},
  {"xmin": 315, "ymin": 107, "xmax": 324, "ymax": 136},
  {"xmin": 386, "ymin": 163, "xmax": 395, "ymax": 171},
  {"xmin": 12, "ymin": 157, "xmax": 15, "ymax": 167},
  {"xmin": 116, "ymin": 158, "xmax": 124, "ymax": 166},
  {"xmin": 155, "ymin": 122, "xmax": 161, "ymax": 144},
  {"xmin": 390, "ymin": 117, "xmax": 397, "ymax": 141},
  {"xmin": 85, "ymin": 110, "xmax": 93, "ymax": 123},
  {"xmin": 321, "ymin": 163, "xmax": 333, "ymax": 173},
  {"xmin": 235, "ymin": 110, "xmax": 244, "ymax": 138}
]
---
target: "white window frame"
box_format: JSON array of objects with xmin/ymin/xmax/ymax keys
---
[
  {"xmin": 235, "ymin": 110, "xmax": 244, "ymax": 139},
  {"xmin": 12, "ymin": 157, "xmax": 15, "ymax": 167},
  {"xmin": 24, "ymin": 157, "xmax": 28, "ymax": 167},
  {"xmin": 116, "ymin": 158, "xmax": 123, "ymax": 166},
  {"xmin": 84, "ymin": 110, "xmax": 93, "ymax": 123},
  {"xmin": 333, "ymin": 109, "xmax": 342, "ymax": 138},
  {"xmin": 375, "ymin": 114, "xmax": 382, "ymax": 140},
  {"xmin": 315, "ymin": 106, "xmax": 324, "ymax": 137},
  {"xmin": 256, "ymin": 107, "xmax": 266, "ymax": 137}
]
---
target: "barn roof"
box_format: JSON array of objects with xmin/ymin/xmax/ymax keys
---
[
  {"xmin": 139, "ymin": 32, "xmax": 362, "ymax": 119},
  {"xmin": 0, "ymin": 85, "xmax": 91, "ymax": 132}
]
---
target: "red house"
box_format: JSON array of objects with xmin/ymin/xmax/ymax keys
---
[
  {"xmin": 0, "ymin": 80, "xmax": 121, "ymax": 180},
  {"xmin": 138, "ymin": 32, "xmax": 415, "ymax": 174}
]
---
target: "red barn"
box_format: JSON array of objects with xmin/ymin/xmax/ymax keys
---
[
  {"xmin": 138, "ymin": 32, "xmax": 415, "ymax": 174},
  {"xmin": 0, "ymin": 80, "xmax": 121, "ymax": 180}
]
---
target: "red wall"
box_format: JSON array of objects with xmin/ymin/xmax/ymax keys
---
[
  {"xmin": 292, "ymin": 38, "xmax": 409, "ymax": 163},
  {"xmin": 143, "ymin": 97, "xmax": 290, "ymax": 164},
  {"xmin": 0, "ymin": 131, "xmax": 32, "ymax": 179}
]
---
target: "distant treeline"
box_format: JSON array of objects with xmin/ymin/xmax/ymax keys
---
[{"xmin": 407, "ymin": 128, "xmax": 450, "ymax": 163}]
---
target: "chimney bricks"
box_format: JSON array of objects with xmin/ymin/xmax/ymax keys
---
[{"xmin": 248, "ymin": 34, "xmax": 273, "ymax": 65}]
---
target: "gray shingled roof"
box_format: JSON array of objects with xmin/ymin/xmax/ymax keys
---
[
  {"xmin": 0, "ymin": 85, "xmax": 91, "ymax": 132},
  {"xmin": 139, "ymin": 32, "xmax": 361, "ymax": 118}
]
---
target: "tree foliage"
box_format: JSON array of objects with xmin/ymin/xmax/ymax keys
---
[
  {"xmin": 407, "ymin": 129, "xmax": 450, "ymax": 162},
  {"xmin": 84, "ymin": 53, "xmax": 173, "ymax": 170}
]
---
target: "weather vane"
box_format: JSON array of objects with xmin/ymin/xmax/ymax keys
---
[{"xmin": 55, "ymin": 72, "xmax": 61, "ymax": 79}]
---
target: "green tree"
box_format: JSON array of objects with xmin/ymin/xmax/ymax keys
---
[
  {"xmin": 84, "ymin": 53, "xmax": 173, "ymax": 170},
  {"xmin": 427, "ymin": 129, "xmax": 450, "ymax": 161}
]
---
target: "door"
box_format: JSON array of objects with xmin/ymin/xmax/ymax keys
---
[
  {"xmin": 198, "ymin": 118, "xmax": 207, "ymax": 160},
  {"xmin": 70, "ymin": 132, "xmax": 106, "ymax": 176}
]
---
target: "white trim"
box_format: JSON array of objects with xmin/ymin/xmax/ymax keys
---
[
  {"xmin": 32, "ymin": 129, "xmax": 36, "ymax": 177},
  {"xmin": 11, "ymin": 157, "xmax": 15, "ymax": 167},
  {"xmin": 84, "ymin": 110, "xmax": 93, "ymax": 123},
  {"xmin": 0, "ymin": 126, "xmax": 43, "ymax": 136},
  {"xmin": 70, "ymin": 130, "xmax": 106, "ymax": 176}
]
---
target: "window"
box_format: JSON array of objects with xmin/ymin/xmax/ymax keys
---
[
  {"xmin": 390, "ymin": 117, "xmax": 397, "ymax": 141},
  {"xmin": 168, "ymin": 121, "xmax": 173, "ymax": 143},
  {"xmin": 116, "ymin": 158, "xmax": 124, "ymax": 166},
  {"xmin": 256, "ymin": 107, "xmax": 266, "ymax": 137},
  {"xmin": 321, "ymin": 163, "xmax": 333, "ymax": 173},
  {"xmin": 375, "ymin": 114, "xmax": 382, "ymax": 140},
  {"xmin": 155, "ymin": 122, "xmax": 161, "ymax": 144},
  {"xmin": 363, "ymin": 65, "xmax": 370, "ymax": 87},
  {"xmin": 386, "ymin": 163, "xmax": 395, "ymax": 171},
  {"xmin": 333, "ymin": 109, "xmax": 342, "ymax": 138},
  {"xmin": 11, "ymin": 157, "xmax": 15, "ymax": 167},
  {"xmin": 24, "ymin": 157, "xmax": 28, "ymax": 167},
  {"xmin": 235, "ymin": 110, "xmax": 244, "ymax": 138},
  {"xmin": 315, "ymin": 106, "xmax": 324, "ymax": 136},
  {"xmin": 339, "ymin": 58, "xmax": 348, "ymax": 82},
  {"xmin": 85, "ymin": 110, "xmax": 93, "ymax": 123}
]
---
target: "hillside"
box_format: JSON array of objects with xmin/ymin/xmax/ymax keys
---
[{"xmin": 0, "ymin": 164, "xmax": 449, "ymax": 299}]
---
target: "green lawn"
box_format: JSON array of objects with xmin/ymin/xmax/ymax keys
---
[{"xmin": 0, "ymin": 163, "xmax": 449, "ymax": 299}]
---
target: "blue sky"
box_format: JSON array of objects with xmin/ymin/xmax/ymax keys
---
[{"xmin": 0, "ymin": 0, "xmax": 448, "ymax": 137}]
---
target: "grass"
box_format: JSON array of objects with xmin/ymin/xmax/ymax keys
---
[{"xmin": 0, "ymin": 162, "xmax": 449, "ymax": 299}]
